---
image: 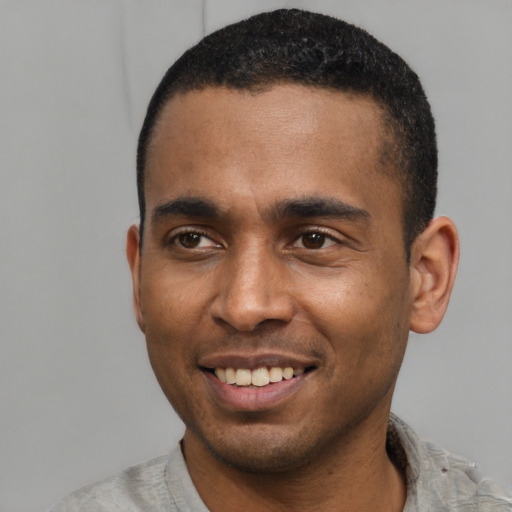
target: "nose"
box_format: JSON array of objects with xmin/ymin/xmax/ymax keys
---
[{"xmin": 209, "ymin": 244, "xmax": 294, "ymax": 332}]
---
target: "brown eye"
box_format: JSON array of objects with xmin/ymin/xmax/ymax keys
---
[
  {"xmin": 301, "ymin": 233, "xmax": 326, "ymax": 249},
  {"xmin": 292, "ymin": 231, "xmax": 338, "ymax": 250},
  {"xmin": 173, "ymin": 231, "xmax": 220, "ymax": 249},
  {"xmin": 178, "ymin": 233, "xmax": 202, "ymax": 248}
]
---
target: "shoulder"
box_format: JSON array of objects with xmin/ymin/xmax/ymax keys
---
[
  {"xmin": 423, "ymin": 441, "xmax": 512, "ymax": 511},
  {"xmin": 389, "ymin": 414, "xmax": 512, "ymax": 511},
  {"xmin": 49, "ymin": 455, "xmax": 171, "ymax": 512}
]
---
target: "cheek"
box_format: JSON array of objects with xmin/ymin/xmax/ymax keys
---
[
  {"xmin": 139, "ymin": 280, "xmax": 201, "ymax": 386},
  {"xmin": 140, "ymin": 264, "xmax": 211, "ymax": 334},
  {"xmin": 140, "ymin": 279, "xmax": 202, "ymax": 410},
  {"xmin": 296, "ymin": 265, "xmax": 410, "ymax": 357},
  {"xmin": 295, "ymin": 268, "xmax": 382, "ymax": 323}
]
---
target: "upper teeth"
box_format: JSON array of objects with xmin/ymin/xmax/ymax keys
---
[{"xmin": 215, "ymin": 367, "xmax": 305, "ymax": 387}]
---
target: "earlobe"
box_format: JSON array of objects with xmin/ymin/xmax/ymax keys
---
[
  {"xmin": 409, "ymin": 217, "xmax": 459, "ymax": 334},
  {"xmin": 126, "ymin": 224, "xmax": 146, "ymax": 333}
]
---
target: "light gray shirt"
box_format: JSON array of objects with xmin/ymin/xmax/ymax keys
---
[{"xmin": 50, "ymin": 414, "xmax": 512, "ymax": 511}]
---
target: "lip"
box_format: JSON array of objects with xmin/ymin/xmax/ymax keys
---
[
  {"xmin": 203, "ymin": 369, "xmax": 311, "ymax": 412},
  {"xmin": 198, "ymin": 351, "xmax": 319, "ymax": 371},
  {"xmin": 198, "ymin": 351, "xmax": 319, "ymax": 412}
]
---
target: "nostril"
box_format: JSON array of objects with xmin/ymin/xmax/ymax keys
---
[{"xmin": 210, "ymin": 297, "xmax": 294, "ymax": 333}]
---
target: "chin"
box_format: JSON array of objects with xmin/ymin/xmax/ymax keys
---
[{"xmin": 194, "ymin": 423, "xmax": 327, "ymax": 474}]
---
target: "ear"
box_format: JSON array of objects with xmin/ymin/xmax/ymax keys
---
[
  {"xmin": 126, "ymin": 224, "xmax": 145, "ymax": 333},
  {"xmin": 409, "ymin": 216, "xmax": 459, "ymax": 334}
]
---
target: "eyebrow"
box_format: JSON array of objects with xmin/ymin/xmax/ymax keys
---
[
  {"xmin": 150, "ymin": 195, "xmax": 371, "ymax": 225},
  {"xmin": 269, "ymin": 197, "xmax": 371, "ymax": 224},
  {"xmin": 152, "ymin": 197, "xmax": 220, "ymax": 224}
]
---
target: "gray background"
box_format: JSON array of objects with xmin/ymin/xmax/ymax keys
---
[{"xmin": 1, "ymin": 1, "xmax": 511, "ymax": 510}]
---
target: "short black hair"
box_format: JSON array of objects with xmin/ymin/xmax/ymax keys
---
[{"xmin": 137, "ymin": 8, "xmax": 437, "ymax": 253}]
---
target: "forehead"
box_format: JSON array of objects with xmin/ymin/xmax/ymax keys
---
[
  {"xmin": 149, "ymin": 84, "xmax": 387, "ymax": 162},
  {"xmin": 144, "ymin": 84, "xmax": 401, "ymax": 224}
]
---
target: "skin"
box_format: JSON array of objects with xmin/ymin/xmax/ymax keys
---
[{"xmin": 127, "ymin": 84, "xmax": 459, "ymax": 512}]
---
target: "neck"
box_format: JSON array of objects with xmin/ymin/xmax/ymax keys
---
[{"xmin": 183, "ymin": 414, "xmax": 406, "ymax": 512}]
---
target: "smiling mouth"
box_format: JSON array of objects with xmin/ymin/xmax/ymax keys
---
[{"xmin": 208, "ymin": 366, "xmax": 315, "ymax": 388}]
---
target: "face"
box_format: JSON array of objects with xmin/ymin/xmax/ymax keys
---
[{"xmin": 129, "ymin": 85, "xmax": 415, "ymax": 473}]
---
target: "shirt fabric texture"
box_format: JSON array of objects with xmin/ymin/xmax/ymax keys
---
[{"xmin": 50, "ymin": 414, "xmax": 512, "ymax": 511}]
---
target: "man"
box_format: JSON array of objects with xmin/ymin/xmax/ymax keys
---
[{"xmin": 52, "ymin": 8, "xmax": 512, "ymax": 511}]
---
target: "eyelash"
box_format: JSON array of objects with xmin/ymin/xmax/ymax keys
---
[
  {"xmin": 291, "ymin": 228, "xmax": 342, "ymax": 250},
  {"xmin": 165, "ymin": 226, "xmax": 344, "ymax": 251},
  {"xmin": 167, "ymin": 228, "xmax": 221, "ymax": 249}
]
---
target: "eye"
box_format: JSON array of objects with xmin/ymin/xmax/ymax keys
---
[
  {"xmin": 172, "ymin": 231, "xmax": 220, "ymax": 249},
  {"xmin": 293, "ymin": 232, "xmax": 338, "ymax": 250}
]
